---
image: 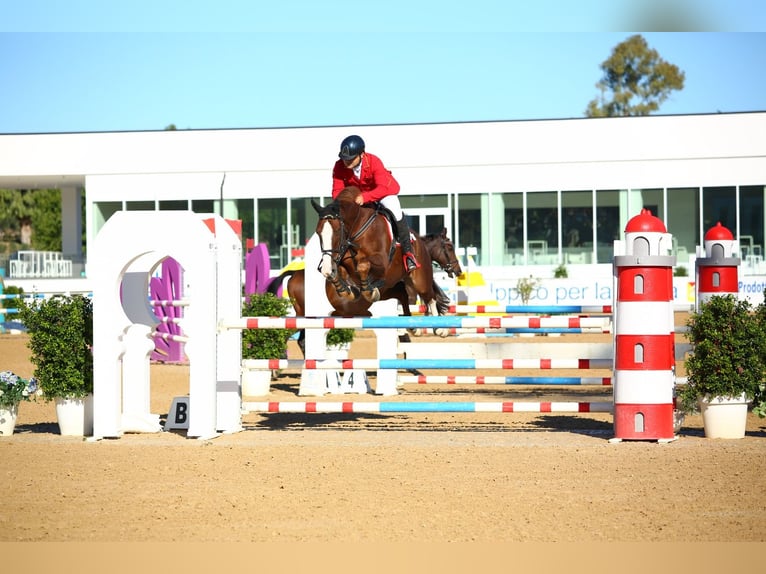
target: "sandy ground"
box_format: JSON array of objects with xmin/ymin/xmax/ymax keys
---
[{"xmin": 1, "ymin": 323, "xmax": 765, "ymax": 545}]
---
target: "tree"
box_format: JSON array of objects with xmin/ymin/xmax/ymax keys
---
[
  {"xmin": 586, "ymin": 34, "xmax": 685, "ymax": 117},
  {"xmin": 0, "ymin": 188, "xmax": 61, "ymax": 250}
]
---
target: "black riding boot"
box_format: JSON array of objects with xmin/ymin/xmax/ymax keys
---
[{"xmin": 396, "ymin": 217, "xmax": 420, "ymax": 272}]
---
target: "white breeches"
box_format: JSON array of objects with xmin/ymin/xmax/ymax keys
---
[{"xmin": 379, "ymin": 195, "xmax": 403, "ymax": 220}]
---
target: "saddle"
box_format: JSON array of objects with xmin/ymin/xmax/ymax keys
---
[{"xmin": 364, "ymin": 201, "xmax": 415, "ymax": 246}]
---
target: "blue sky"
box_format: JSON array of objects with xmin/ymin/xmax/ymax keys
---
[{"xmin": 1, "ymin": 1, "xmax": 765, "ymax": 134}]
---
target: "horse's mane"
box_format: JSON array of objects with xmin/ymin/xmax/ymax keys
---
[{"xmin": 336, "ymin": 186, "xmax": 362, "ymax": 205}]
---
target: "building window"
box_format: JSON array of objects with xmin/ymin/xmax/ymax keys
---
[
  {"xmin": 562, "ymin": 190, "xmax": 593, "ymax": 264},
  {"xmin": 527, "ymin": 191, "xmax": 557, "ymax": 264},
  {"xmin": 595, "ymin": 190, "xmax": 621, "ymax": 264},
  {"xmin": 739, "ymin": 185, "xmax": 765, "ymax": 263}
]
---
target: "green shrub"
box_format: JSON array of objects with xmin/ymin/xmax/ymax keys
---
[
  {"xmin": 1, "ymin": 285, "xmax": 24, "ymax": 311},
  {"xmin": 679, "ymin": 294, "xmax": 765, "ymax": 414},
  {"xmin": 17, "ymin": 294, "xmax": 93, "ymax": 400},
  {"xmin": 241, "ymin": 293, "xmax": 295, "ymax": 360},
  {"xmin": 326, "ymin": 328, "xmax": 355, "ymax": 348}
]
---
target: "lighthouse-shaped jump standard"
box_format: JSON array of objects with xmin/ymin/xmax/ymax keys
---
[
  {"xmin": 695, "ymin": 221, "xmax": 740, "ymax": 308},
  {"xmin": 612, "ymin": 209, "xmax": 677, "ymax": 441}
]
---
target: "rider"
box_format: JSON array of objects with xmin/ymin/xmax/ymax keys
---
[{"xmin": 332, "ymin": 134, "xmax": 420, "ymax": 272}]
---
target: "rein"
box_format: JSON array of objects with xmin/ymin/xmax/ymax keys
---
[{"xmin": 318, "ymin": 205, "xmax": 380, "ymax": 268}]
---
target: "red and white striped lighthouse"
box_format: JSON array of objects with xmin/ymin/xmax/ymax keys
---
[
  {"xmin": 695, "ymin": 222, "xmax": 740, "ymax": 308},
  {"xmin": 612, "ymin": 209, "xmax": 676, "ymax": 441}
]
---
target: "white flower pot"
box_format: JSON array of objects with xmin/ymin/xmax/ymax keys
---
[
  {"xmin": 699, "ymin": 393, "xmax": 750, "ymax": 439},
  {"xmin": 55, "ymin": 394, "xmax": 94, "ymax": 437},
  {"xmin": 0, "ymin": 404, "xmax": 18, "ymax": 436},
  {"xmin": 241, "ymin": 367, "xmax": 272, "ymax": 397}
]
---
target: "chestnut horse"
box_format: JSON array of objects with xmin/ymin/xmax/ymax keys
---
[
  {"xmin": 267, "ymin": 227, "xmax": 462, "ymax": 319},
  {"xmin": 312, "ymin": 187, "xmax": 452, "ymax": 325}
]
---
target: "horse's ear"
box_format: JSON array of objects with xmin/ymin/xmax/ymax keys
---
[{"xmin": 311, "ymin": 198, "xmax": 322, "ymax": 214}]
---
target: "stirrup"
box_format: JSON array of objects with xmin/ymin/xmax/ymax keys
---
[{"xmin": 403, "ymin": 253, "xmax": 421, "ymax": 272}]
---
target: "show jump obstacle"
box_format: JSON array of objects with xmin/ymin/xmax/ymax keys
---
[
  {"xmin": 90, "ymin": 212, "xmax": 243, "ymax": 439},
  {"xmin": 88, "ymin": 210, "xmax": 739, "ymax": 442}
]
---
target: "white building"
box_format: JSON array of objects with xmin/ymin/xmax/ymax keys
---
[{"xmin": 1, "ymin": 111, "xmax": 765, "ymax": 301}]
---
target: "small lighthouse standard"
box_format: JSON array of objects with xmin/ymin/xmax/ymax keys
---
[
  {"xmin": 612, "ymin": 209, "xmax": 676, "ymax": 441},
  {"xmin": 696, "ymin": 221, "xmax": 740, "ymax": 308}
]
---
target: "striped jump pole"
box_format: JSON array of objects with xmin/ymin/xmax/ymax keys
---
[
  {"xmin": 408, "ymin": 304, "xmax": 613, "ymax": 315},
  {"xmin": 397, "ymin": 375, "xmax": 613, "ymax": 386},
  {"xmin": 225, "ymin": 315, "xmax": 611, "ymax": 331},
  {"xmin": 242, "ymin": 358, "xmax": 613, "ymax": 370},
  {"xmin": 243, "ymin": 400, "xmax": 614, "ymax": 414},
  {"xmin": 406, "ymin": 326, "xmax": 611, "ymax": 336}
]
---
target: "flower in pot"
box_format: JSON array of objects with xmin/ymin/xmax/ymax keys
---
[
  {"xmin": 0, "ymin": 371, "xmax": 38, "ymax": 435},
  {"xmin": 240, "ymin": 292, "xmax": 295, "ymax": 395},
  {"xmin": 17, "ymin": 294, "xmax": 94, "ymax": 436},
  {"xmin": 679, "ymin": 294, "xmax": 766, "ymax": 438}
]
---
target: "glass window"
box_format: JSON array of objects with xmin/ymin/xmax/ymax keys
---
[
  {"xmin": 562, "ymin": 190, "xmax": 593, "ymax": 264},
  {"xmin": 739, "ymin": 185, "xmax": 764, "ymax": 260},
  {"xmin": 639, "ymin": 188, "xmax": 663, "ymax": 221},
  {"xmin": 667, "ymin": 187, "xmax": 699, "ymax": 260},
  {"xmin": 526, "ymin": 191, "xmax": 557, "ymax": 264},
  {"xmin": 126, "ymin": 201, "xmax": 154, "ymax": 211},
  {"xmin": 93, "ymin": 201, "xmax": 121, "ymax": 233},
  {"xmin": 503, "ymin": 193, "xmax": 523, "ymax": 264},
  {"xmin": 703, "ymin": 186, "xmax": 736, "ymax": 233},
  {"xmin": 191, "ymin": 199, "xmax": 215, "ymax": 213},
  {"xmin": 595, "ymin": 190, "xmax": 621, "ymax": 264},
  {"xmin": 456, "ymin": 194, "xmax": 482, "ymax": 262},
  {"xmin": 258, "ymin": 197, "xmax": 288, "ymax": 269},
  {"xmin": 159, "ymin": 200, "xmax": 189, "ymax": 211}
]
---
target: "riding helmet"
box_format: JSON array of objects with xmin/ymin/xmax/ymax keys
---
[{"xmin": 338, "ymin": 135, "xmax": 365, "ymax": 161}]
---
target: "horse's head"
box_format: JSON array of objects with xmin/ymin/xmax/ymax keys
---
[
  {"xmin": 312, "ymin": 199, "xmax": 342, "ymax": 279},
  {"xmin": 426, "ymin": 228, "xmax": 463, "ymax": 278}
]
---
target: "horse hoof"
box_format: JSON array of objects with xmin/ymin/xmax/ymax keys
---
[
  {"xmin": 434, "ymin": 328, "xmax": 449, "ymax": 338},
  {"xmin": 370, "ymin": 288, "xmax": 380, "ymax": 302}
]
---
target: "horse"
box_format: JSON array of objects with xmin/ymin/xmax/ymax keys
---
[
  {"xmin": 267, "ymin": 196, "xmax": 463, "ymax": 350},
  {"xmin": 313, "ymin": 186, "xmax": 451, "ymax": 315},
  {"xmin": 267, "ymin": 227, "xmax": 462, "ymax": 317}
]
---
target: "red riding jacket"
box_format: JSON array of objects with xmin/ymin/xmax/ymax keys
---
[{"xmin": 332, "ymin": 152, "xmax": 400, "ymax": 203}]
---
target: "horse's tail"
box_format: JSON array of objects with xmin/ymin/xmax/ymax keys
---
[
  {"xmin": 265, "ymin": 270, "xmax": 295, "ymax": 296},
  {"xmin": 433, "ymin": 280, "xmax": 451, "ymax": 316}
]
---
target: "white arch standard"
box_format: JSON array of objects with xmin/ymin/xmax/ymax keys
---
[{"xmin": 89, "ymin": 211, "xmax": 242, "ymax": 439}]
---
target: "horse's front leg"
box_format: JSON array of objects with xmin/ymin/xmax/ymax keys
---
[
  {"xmin": 357, "ymin": 261, "xmax": 381, "ymax": 303},
  {"xmin": 324, "ymin": 264, "xmax": 360, "ymax": 302}
]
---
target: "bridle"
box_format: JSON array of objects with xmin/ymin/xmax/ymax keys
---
[
  {"xmin": 317, "ymin": 206, "xmax": 379, "ymax": 270},
  {"xmin": 433, "ymin": 235, "xmax": 462, "ymax": 278}
]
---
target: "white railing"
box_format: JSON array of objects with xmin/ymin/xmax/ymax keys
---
[{"xmin": 8, "ymin": 251, "xmax": 74, "ymax": 278}]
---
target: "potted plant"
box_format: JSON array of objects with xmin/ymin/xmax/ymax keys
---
[
  {"xmin": 325, "ymin": 327, "xmax": 355, "ymax": 358},
  {"xmin": 17, "ymin": 294, "xmax": 94, "ymax": 436},
  {"xmin": 0, "ymin": 371, "xmax": 38, "ymax": 435},
  {"xmin": 240, "ymin": 292, "xmax": 295, "ymax": 396},
  {"xmin": 678, "ymin": 294, "xmax": 766, "ymax": 438}
]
